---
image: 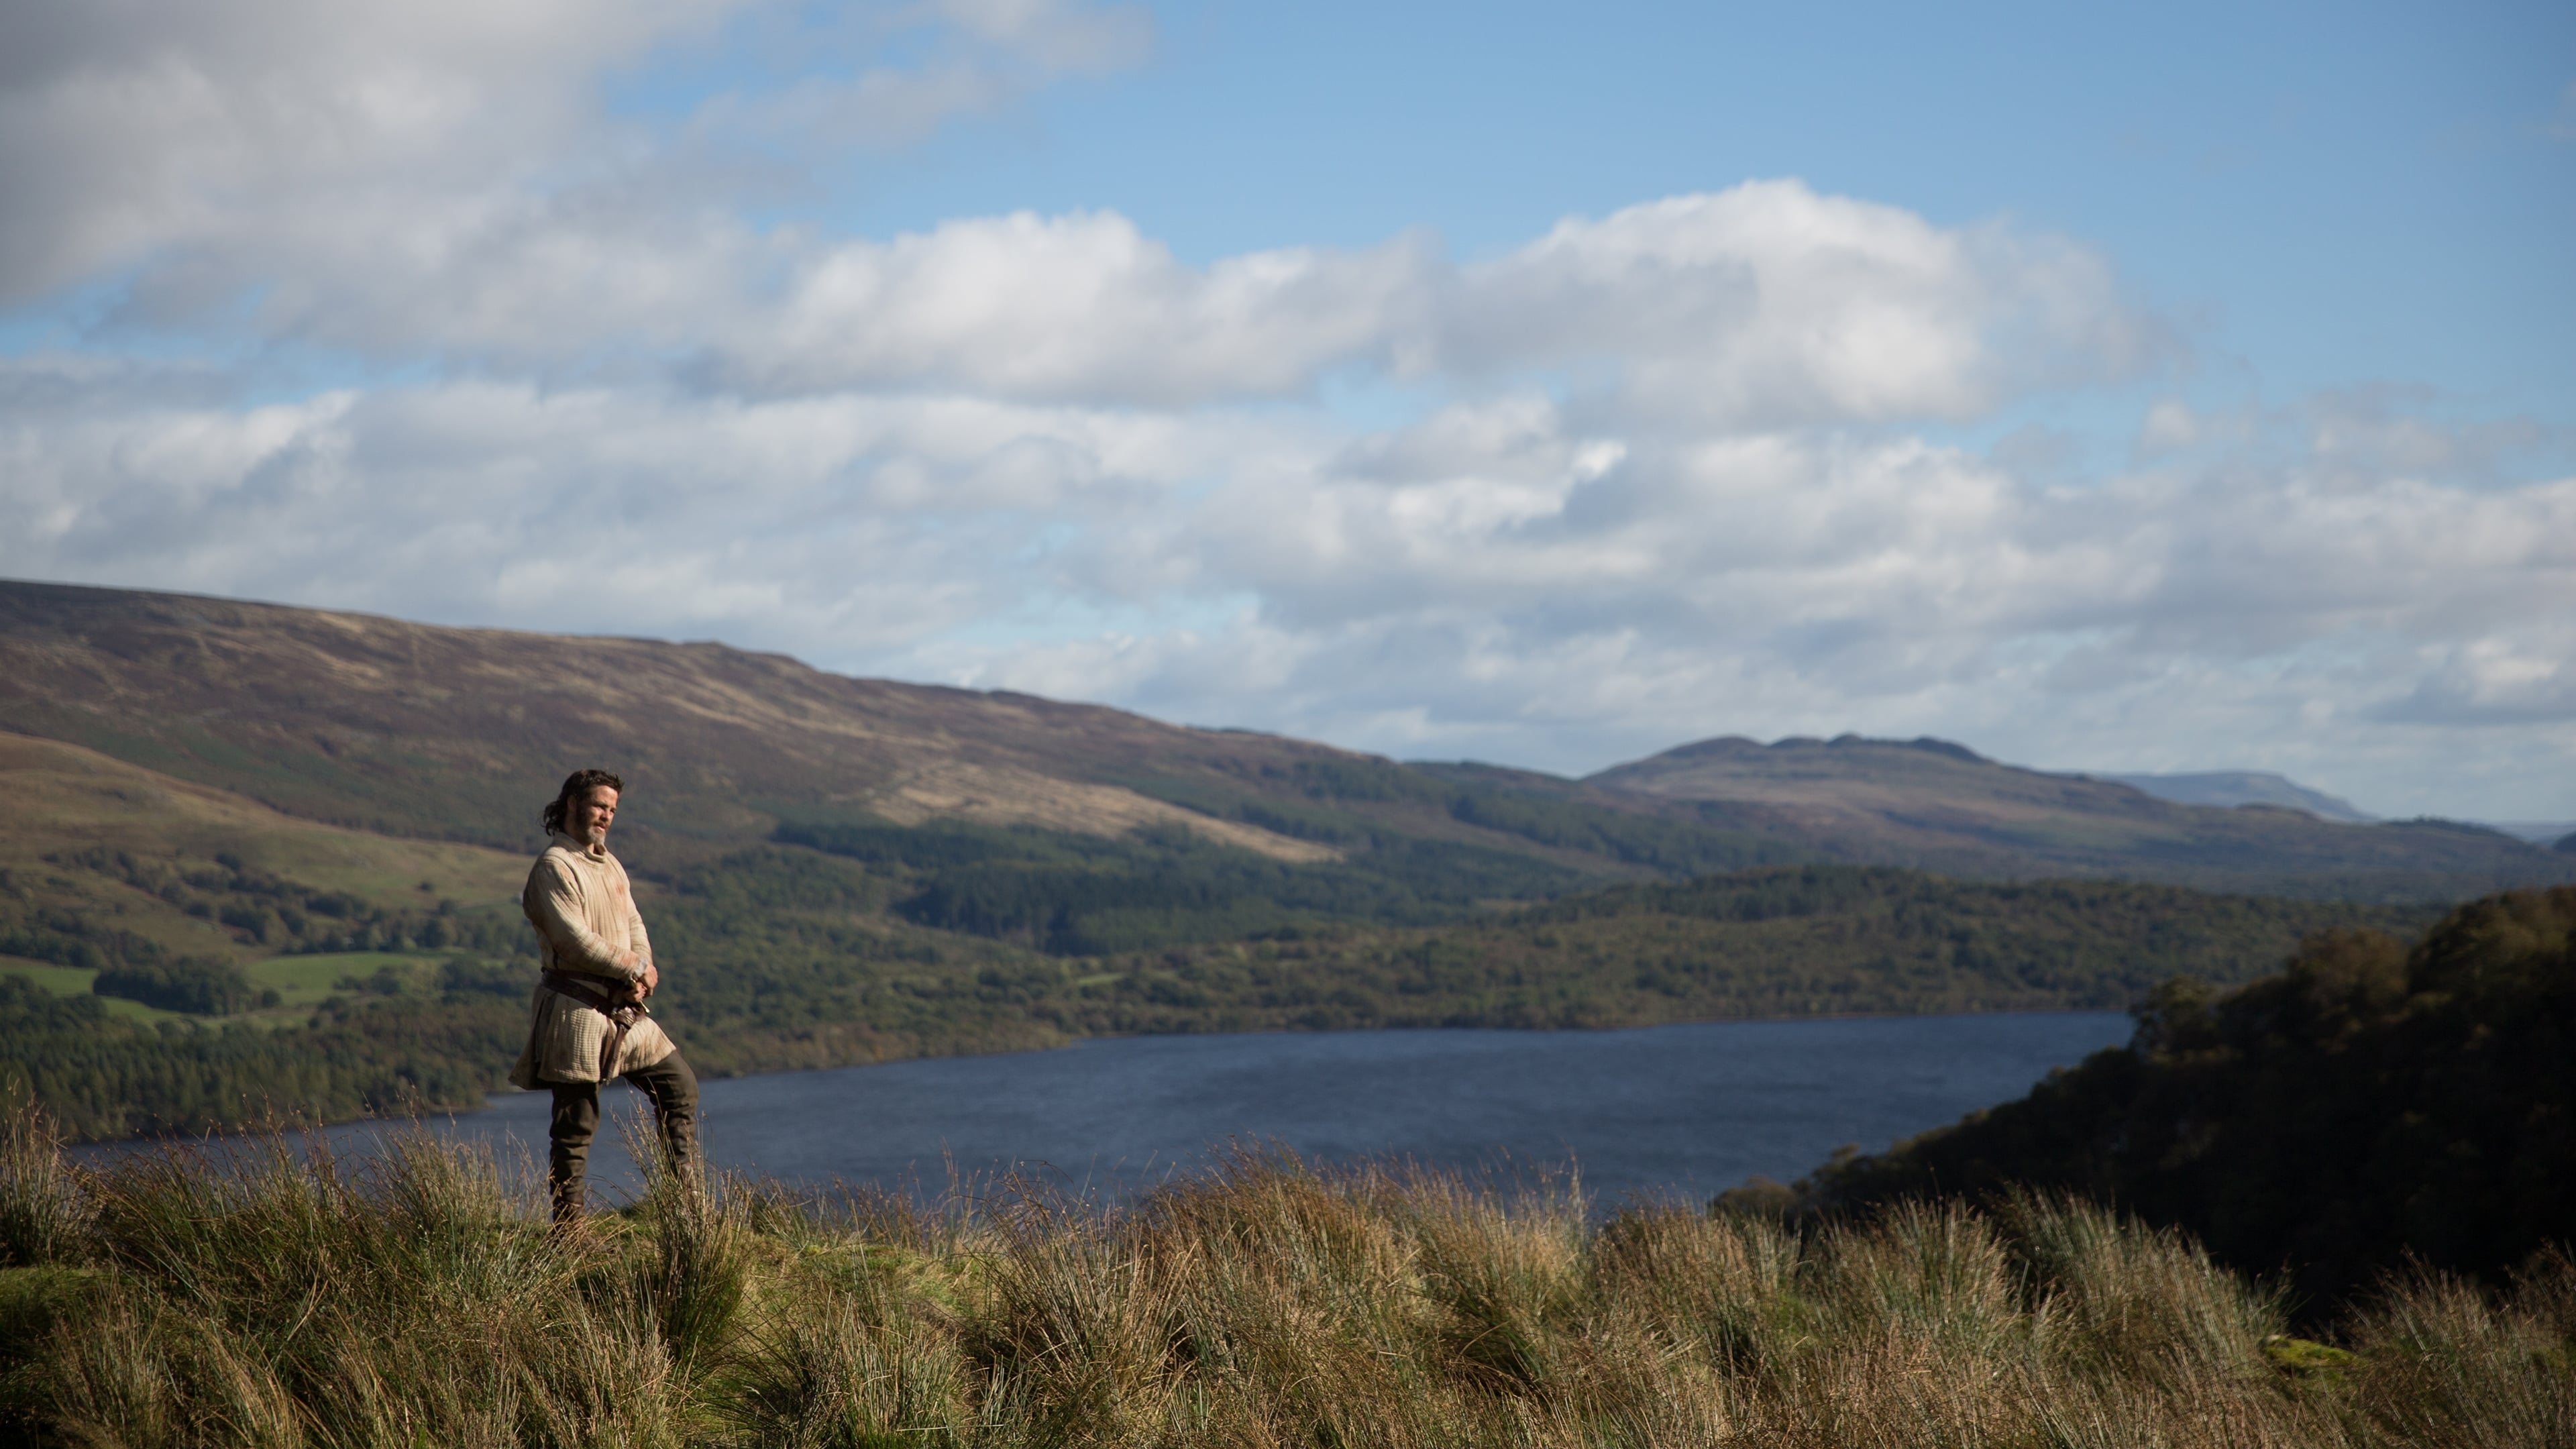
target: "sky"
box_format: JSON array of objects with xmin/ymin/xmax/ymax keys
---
[{"xmin": 1, "ymin": 0, "xmax": 2571, "ymax": 819}]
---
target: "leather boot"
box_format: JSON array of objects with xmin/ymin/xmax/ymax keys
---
[{"xmin": 549, "ymin": 1177, "xmax": 586, "ymax": 1235}]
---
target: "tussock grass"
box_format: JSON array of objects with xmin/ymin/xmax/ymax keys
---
[{"xmin": 1, "ymin": 1114, "xmax": 2568, "ymax": 1448}]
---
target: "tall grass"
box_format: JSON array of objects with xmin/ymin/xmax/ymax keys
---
[{"xmin": 1, "ymin": 1113, "xmax": 2567, "ymax": 1448}]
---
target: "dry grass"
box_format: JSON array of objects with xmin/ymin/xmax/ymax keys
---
[{"xmin": 1, "ymin": 1114, "xmax": 2567, "ymax": 1448}]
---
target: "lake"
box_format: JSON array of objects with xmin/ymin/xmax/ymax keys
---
[{"xmin": 134, "ymin": 1012, "xmax": 2130, "ymax": 1208}]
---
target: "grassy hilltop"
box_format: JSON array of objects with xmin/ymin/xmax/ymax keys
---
[{"xmin": 1, "ymin": 1119, "xmax": 2568, "ymax": 1448}]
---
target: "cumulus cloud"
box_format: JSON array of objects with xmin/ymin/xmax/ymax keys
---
[
  {"xmin": 708, "ymin": 182, "xmax": 2158, "ymax": 419},
  {"xmin": 0, "ymin": 0, "xmax": 706, "ymax": 305},
  {"xmin": 2, "ymin": 11, "xmax": 2153, "ymax": 417},
  {"xmin": 9, "ymin": 340, "xmax": 2571, "ymax": 816},
  {"xmin": 1440, "ymin": 186, "xmax": 2158, "ymax": 425},
  {"xmin": 0, "ymin": 360, "xmax": 1242, "ymax": 649},
  {"xmin": 0, "ymin": 0, "xmax": 1152, "ymax": 346},
  {"xmin": 704, "ymin": 212, "xmax": 1438, "ymax": 404}
]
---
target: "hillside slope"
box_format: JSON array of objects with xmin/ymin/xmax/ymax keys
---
[
  {"xmin": 1792, "ymin": 886, "xmax": 2576, "ymax": 1309},
  {"xmin": 2103, "ymin": 769, "xmax": 2375, "ymax": 822},
  {"xmin": 0, "ymin": 579, "xmax": 1339, "ymax": 855},
  {"xmin": 0, "ymin": 580, "xmax": 1812, "ymax": 901},
  {"xmin": 10, "ymin": 580, "xmax": 2569, "ymax": 905},
  {"xmin": 1582, "ymin": 735, "xmax": 2567, "ymax": 900}
]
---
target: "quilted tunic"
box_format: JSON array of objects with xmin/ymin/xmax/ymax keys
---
[{"xmin": 508, "ymin": 832, "xmax": 675, "ymax": 1087}]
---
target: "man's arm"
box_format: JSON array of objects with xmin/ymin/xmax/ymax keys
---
[
  {"xmin": 526, "ymin": 857, "xmax": 642, "ymax": 982},
  {"xmin": 621, "ymin": 867, "xmax": 659, "ymax": 998}
]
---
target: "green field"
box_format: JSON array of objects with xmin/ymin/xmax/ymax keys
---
[
  {"xmin": 246, "ymin": 951, "xmax": 452, "ymax": 1010},
  {"xmin": 1, "ymin": 955, "xmax": 194, "ymax": 1024},
  {"xmin": 2, "ymin": 949, "xmax": 460, "ymax": 1024}
]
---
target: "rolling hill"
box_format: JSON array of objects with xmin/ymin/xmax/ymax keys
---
[
  {"xmin": 1578, "ymin": 734, "xmax": 2564, "ymax": 900},
  {"xmin": 2098, "ymin": 768, "xmax": 2375, "ymax": 822},
  {"xmin": 0, "ymin": 579, "xmax": 1806, "ymax": 896},
  {"xmin": 1, "ymin": 576, "xmax": 2567, "ymax": 1140},
  {"xmin": 7, "ymin": 579, "xmax": 2567, "ymax": 907}
]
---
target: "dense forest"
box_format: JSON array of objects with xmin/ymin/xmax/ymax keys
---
[
  {"xmin": 1781, "ymin": 885, "xmax": 2576, "ymax": 1311},
  {"xmin": 0, "ymin": 971, "xmax": 523, "ymax": 1141}
]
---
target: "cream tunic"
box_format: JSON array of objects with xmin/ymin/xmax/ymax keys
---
[{"xmin": 508, "ymin": 832, "xmax": 676, "ymax": 1087}]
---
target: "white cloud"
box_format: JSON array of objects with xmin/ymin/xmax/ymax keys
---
[
  {"xmin": 11, "ymin": 343, "xmax": 2568, "ymax": 817},
  {"xmin": 0, "ymin": 0, "xmax": 714, "ymax": 304},
  {"xmin": 708, "ymin": 181, "xmax": 2157, "ymax": 419},
  {"xmin": 1439, "ymin": 186, "xmax": 2159, "ymax": 425},
  {"xmin": 0, "ymin": 0, "xmax": 1154, "ymax": 347},
  {"xmin": 707, "ymin": 211, "xmax": 1436, "ymax": 404}
]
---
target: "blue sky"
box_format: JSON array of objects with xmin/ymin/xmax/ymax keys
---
[
  {"xmin": 1, "ymin": 0, "xmax": 2570, "ymax": 818},
  {"xmin": 824, "ymin": 1, "xmax": 2574, "ymax": 409}
]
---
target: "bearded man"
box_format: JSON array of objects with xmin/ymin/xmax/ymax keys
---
[{"xmin": 511, "ymin": 767, "xmax": 700, "ymax": 1226}]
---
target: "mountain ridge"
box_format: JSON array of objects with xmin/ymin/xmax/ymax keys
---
[
  {"xmin": 5, "ymin": 576, "xmax": 2569, "ymax": 904},
  {"xmin": 2098, "ymin": 769, "xmax": 2375, "ymax": 823},
  {"xmin": 1576, "ymin": 731, "xmax": 2567, "ymax": 900}
]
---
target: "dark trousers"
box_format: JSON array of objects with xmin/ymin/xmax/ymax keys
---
[{"xmin": 548, "ymin": 1050, "xmax": 700, "ymax": 1221}]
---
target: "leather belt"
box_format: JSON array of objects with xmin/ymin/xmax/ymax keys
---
[{"xmin": 541, "ymin": 969, "xmax": 644, "ymax": 1079}]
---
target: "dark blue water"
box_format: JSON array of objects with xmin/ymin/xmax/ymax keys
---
[{"xmin": 201, "ymin": 1013, "xmax": 2128, "ymax": 1208}]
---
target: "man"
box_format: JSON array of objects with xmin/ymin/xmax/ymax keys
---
[{"xmin": 511, "ymin": 767, "xmax": 700, "ymax": 1227}]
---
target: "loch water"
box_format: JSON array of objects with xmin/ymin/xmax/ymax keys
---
[{"xmin": 89, "ymin": 1012, "xmax": 2133, "ymax": 1208}]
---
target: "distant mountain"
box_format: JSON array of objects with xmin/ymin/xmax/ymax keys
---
[
  {"xmin": 2486, "ymin": 820, "xmax": 2576, "ymax": 849},
  {"xmin": 4, "ymin": 580, "xmax": 2568, "ymax": 915},
  {"xmin": 2098, "ymin": 769, "xmax": 2374, "ymax": 823},
  {"xmin": 1578, "ymin": 733, "xmax": 2569, "ymax": 902}
]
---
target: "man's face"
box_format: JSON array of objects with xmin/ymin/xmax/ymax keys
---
[{"xmin": 570, "ymin": 786, "xmax": 619, "ymax": 845}]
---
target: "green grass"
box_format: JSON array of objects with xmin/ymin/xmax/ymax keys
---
[
  {"xmin": 6, "ymin": 951, "xmax": 456, "ymax": 1022},
  {"xmin": 245, "ymin": 951, "xmax": 445, "ymax": 1010},
  {"xmin": 0, "ymin": 1114, "xmax": 2567, "ymax": 1448},
  {"xmin": 1, "ymin": 958, "xmax": 197, "ymax": 1024},
  {"xmin": 0, "ymin": 957, "xmax": 97, "ymax": 996}
]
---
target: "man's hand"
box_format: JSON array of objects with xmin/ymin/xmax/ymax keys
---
[{"xmin": 609, "ymin": 951, "xmax": 656, "ymax": 1005}]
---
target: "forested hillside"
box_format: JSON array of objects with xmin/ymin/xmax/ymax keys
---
[
  {"xmin": 1788, "ymin": 886, "xmax": 2576, "ymax": 1309},
  {"xmin": 5, "ymin": 851, "xmax": 2428, "ymax": 1140}
]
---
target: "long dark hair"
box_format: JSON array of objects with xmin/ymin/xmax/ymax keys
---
[{"xmin": 542, "ymin": 768, "xmax": 625, "ymax": 836}]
